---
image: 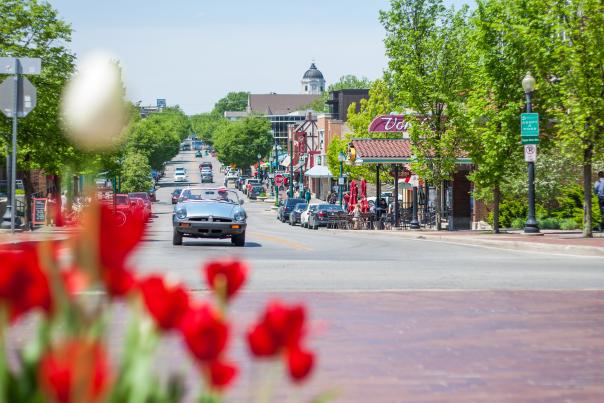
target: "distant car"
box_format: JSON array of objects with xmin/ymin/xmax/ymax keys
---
[
  {"xmin": 308, "ymin": 204, "xmax": 347, "ymax": 230},
  {"xmin": 201, "ymin": 171, "xmax": 214, "ymax": 183},
  {"xmin": 277, "ymin": 198, "xmax": 305, "ymax": 222},
  {"xmin": 248, "ymin": 185, "xmax": 265, "ymax": 200},
  {"xmin": 172, "ymin": 187, "xmax": 247, "ymax": 247},
  {"xmin": 288, "ymin": 203, "xmax": 308, "ymax": 226},
  {"xmin": 174, "ymin": 167, "xmax": 187, "ymax": 182},
  {"xmin": 300, "ymin": 204, "xmax": 320, "ymax": 228},
  {"xmin": 195, "ymin": 150, "xmax": 202, "ymax": 158},
  {"xmin": 244, "ymin": 179, "xmax": 261, "ymax": 195},
  {"xmin": 128, "ymin": 192, "xmax": 152, "ymax": 220},
  {"xmin": 129, "ymin": 198, "xmax": 150, "ymax": 222},
  {"xmin": 180, "ymin": 143, "xmax": 191, "ymax": 151},
  {"xmin": 148, "ymin": 188, "xmax": 157, "ymax": 202},
  {"xmin": 171, "ymin": 188, "xmax": 183, "ymax": 204},
  {"xmin": 199, "ymin": 162, "xmax": 212, "ymax": 171}
]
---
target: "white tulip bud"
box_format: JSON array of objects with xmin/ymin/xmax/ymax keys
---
[{"xmin": 61, "ymin": 52, "xmax": 127, "ymax": 151}]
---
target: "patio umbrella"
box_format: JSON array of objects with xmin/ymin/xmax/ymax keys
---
[
  {"xmin": 360, "ymin": 178, "xmax": 367, "ymax": 199},
  {"xmin": 349, "ymin": 180, "xmax": 358, "ymax": 213}
]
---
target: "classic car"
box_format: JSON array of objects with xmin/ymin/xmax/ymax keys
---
[{"xmin": 172, "ymin": 187, "xmax": 247, "ymax": 246}]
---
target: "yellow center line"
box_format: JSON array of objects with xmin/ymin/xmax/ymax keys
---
[{"xmin": 247, "ymin": 230, "xmax": 313, "ymax": 251}]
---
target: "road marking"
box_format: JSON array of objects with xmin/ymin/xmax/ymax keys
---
[{"xmin": 247, "ymin": 230, "xmax": 313, "ymax": 251}]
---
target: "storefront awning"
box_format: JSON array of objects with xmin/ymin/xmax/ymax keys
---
[
  {"xmin": 304, "ymin": 165, "xmax": 333, "ymax": 178},
  {"xmin": 350, "ymin": 139, "xmax": 471, "ymax": 164}
]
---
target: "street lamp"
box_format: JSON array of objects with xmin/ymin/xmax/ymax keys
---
[
  {"xmin": 522, "ymin": 72, "xmax": 540, "ymax": 234},
  {"xmin": 257, "ymin": 153, "xmax": 261, "ymax": 179},
  {"xmin": 338, "ymin": 151, "xmax": 346, "ymax": 206}
]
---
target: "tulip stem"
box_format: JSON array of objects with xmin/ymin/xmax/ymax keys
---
[{"xmin": 255, "ymin": 360, "xmax": 281, "ymax": 403}]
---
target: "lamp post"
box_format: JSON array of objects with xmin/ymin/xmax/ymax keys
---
[
  {"xmin": 257, "ymin": 153, "xmax": 261, "ymax": 179},
  {"xmin": 299, "ymin": 154, "xmax": 306, "ymax": 194},
  {"xmin": 522, "ymin": 72, "xmax": 540, "ymax": 234},
  {"xmin": 338, "ymin": 151, "xmax": 346, "ymax": 206},
  {"xmin": 289, "ymin": 137, "xmax": 294, "ymax": 198}
]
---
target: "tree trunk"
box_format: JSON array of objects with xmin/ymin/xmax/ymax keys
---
[
  {"xmin": 583, "ymin": 146, "xmax": 593, "ymax": 238},
  {"xmin": 53, "ymin": 175, "xmax": 64, "ymax": 227},
  {"xmin": 493, "ymin": 184, "xmax": 501, "ymax": 234},
  {"xmin": 435, "ymin": 181, "xmax": 442, "ymax": 231}
]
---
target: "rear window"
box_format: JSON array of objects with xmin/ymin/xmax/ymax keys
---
[
  {"xmin": 116, "ymin": 195, "xmax": 128, "ymax": 205},
  {"xmin": 130, "ymin": 192, "xmax": 149, "ymax": 201},
  {"xmin": 294, "ymin": 203, "xmax": 307, "ymax": 210}
]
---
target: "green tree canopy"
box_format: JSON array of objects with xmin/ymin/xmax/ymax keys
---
[
  {"xmin": 190, "ymin": 113, "xmax": 225, "ymax": 144},
  {"xmin": 213, "ymin": 116, "xmax": 273, "ymax": 169},
  {"xmin": 212, "ymin": 91, "xmax": 249, "ymax": 116},
  {"xmin": 120, "ymin": 152, "xmax": 153, "ymax": 193}
]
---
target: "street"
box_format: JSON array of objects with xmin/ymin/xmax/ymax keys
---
[{"xmin": 126, "ymin": 150, "xmax": 604, "ymax": 401}]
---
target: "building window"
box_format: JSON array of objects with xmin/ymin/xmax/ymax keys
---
[{"xmin": 305, "ymin": 85, "xmax": 308, "ymax": 91}]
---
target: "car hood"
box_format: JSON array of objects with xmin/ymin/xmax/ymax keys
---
[{"xmin": 178, "ymin": 201, "xmax": 242, "ymax": 218}]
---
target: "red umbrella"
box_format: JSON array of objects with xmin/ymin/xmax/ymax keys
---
[
  {"xmin": 349, "ymin": 180, "xmax": 358, "ymax": 213},
  {"xmin": 360, "ymin": 178, "xmax": 367, "ymax": 199}
]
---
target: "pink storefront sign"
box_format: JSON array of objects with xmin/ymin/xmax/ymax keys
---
[{"xmin": 368, "ymin": 115, "xmax": 410, "ymax": 133}]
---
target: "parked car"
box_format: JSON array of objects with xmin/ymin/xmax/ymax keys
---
[
  {"xmin": 201, "ymin": 171, "xmax": 214, "ymax": 183},
  {"xmin": 307, "ymin": 204, "xmax": 347, "ymax": 230},
  {"xmin": 244, "ymin": 179, "xmax": 261, "ymax": 195},
  {"xmin": 172, "ymin": 187, "xmax": 247, "ymax": 247},
  {"xmin": 128, "ymin": 192, "xmax": 152, "ymax": 220},
  {"xmin": 288, "ymin": 203, "xmax": 308, "ymax": 226},
  {"xmin": 171, "ymin": 188, "xmax": 183, "ymax": 204},
  {"xmin": 174, "ymin": 167, "xmax": 187, "ymax": 182},
  {"xmin": 248, "ymin": 185, "xmax": 265, "ymax": 200},
  {"xmin": 277, "ymin": 198, "xmax": 305, "ymax": 222},
  {"xmin": 148, "ymin": 188, "xmax": 157, "ymax": 202},
  {"xmin": 236, "ymin": 176, "xmax": 250, "ymax": 191},
  {"xmin": 300, "ymin": 204, "xmax": 320, "ymax": 228},
  {"xmin": 129, "ymin": 198, "xmax": 150, "ymax": 221}
]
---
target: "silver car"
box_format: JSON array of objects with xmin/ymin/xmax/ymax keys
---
[{"xmin": 172, "ymin": 187, "xmax": 247, "ymax": 246}]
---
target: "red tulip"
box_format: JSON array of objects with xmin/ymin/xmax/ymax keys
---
[
  {"xmin": 139, "ymin": 275, "xmax": 190, "ymax": 331},
  {"xmin": 39, "ymin": 340, "xmax": 110, "ymax": 403},
  {"xmin": 206, "ymin": 359, "xmax": 238, "ymax": 390},
  {"xmin": 0, "ymin": 245, "xmax": 52, "ymax": 321},
  {"xmin": 247, "ymin": 300, "xmax": 315, "ymax": 382},
  {"xmin": 180, "ymin": 304, "xmax": 229, "ymax": 362},
  {"xmin": 98, "ymin": 204, "xmax": 145, "ymax": 297},
  {"xmin": 204, "ymin": 259, "xmax": 248, "ymax": 301},
  {"xmin": 287, "ymin": 346, "xmax": 314, "ymax": 382}
]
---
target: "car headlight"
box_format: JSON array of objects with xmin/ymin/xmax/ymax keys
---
[
  {"xmin": 234, "ymin": 210, "xmax": 246, "ymax": 222},
  {"xmin": 176, "ymin": 208, "xmax": 187, "ymax": 219}
]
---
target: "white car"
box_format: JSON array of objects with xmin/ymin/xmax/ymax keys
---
[
  {"xmin": 174, "ymin": 168, "xmax": 187, "ymax": 182},
  {"xmin": 300, "ymin": 204, "xmax": 320, "ymax": 228}
]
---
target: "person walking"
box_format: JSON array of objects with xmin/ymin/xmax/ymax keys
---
[
  {"xmin": 595, "ymin": 171, "xmax": 604, "ymax": 232},
  {"xmin": 304, "ymin": 188, "xmax": 311, "ymax": 204}
]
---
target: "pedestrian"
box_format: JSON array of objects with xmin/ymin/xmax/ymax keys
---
[
  {"xmin": 343, "ymin": 192, "xmax": 350, "ymax": 212},
  {"xmin": 45, "ymin": 192, "xmax": 55, "ymax": 227},
  {"xmin": 353, "ymin": 203, "xmax": 362, "ymax": 230},
  {"xmin": 595, "ymin": 171, "xmax": 604, "ymax": 232},
  {"xmin": 304, "ymin": 188, "xmax": 311, "ymax": 204}
]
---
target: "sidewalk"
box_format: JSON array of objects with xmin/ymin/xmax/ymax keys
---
[
  {"xmin": 0, "ymin": 225, "xmax": 75, "ymax": 245},
  {"xmin": 331, "ymin": 228, "xmax": 604, "ymax": 257}
]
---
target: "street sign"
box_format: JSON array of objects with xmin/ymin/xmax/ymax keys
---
[
  {"xmin": 521, "ymin": 137, "xmax": 540, "ymax": 145},
  {"xmin": 274, "ymin": 174, "xmax": 284, "ymax": 186},
  {"xmin": 524, "ymin": 144, "xmax": 537, "ymax": 162},
  {"xmin": 0, "ymin": 76, "xmax": 37, "ymax": 117},
  {"xmin": 521, "ymin": 113, "xmax": 539, "ymax": 138},
  {"xmin": 157, "ymin": 98, "xmax": 166, "ymax": 108},
  {"xmin": 338, "ymin": 177, "xmax": 345, "ymax": 185},
  {"xmin": 0, "ymin": 57, "xmax": 41, "ymax": 75}
]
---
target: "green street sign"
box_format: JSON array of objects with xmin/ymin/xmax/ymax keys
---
[
  {"xmin": 521, "ymin": 137, "xmax": 540, "ymax": 145},
  {"xmin": 521, "ymin": 113, "xmax": 539, "ymax": 138}
]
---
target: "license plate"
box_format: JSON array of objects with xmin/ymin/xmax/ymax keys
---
[{"xmin": 179, "ymin": 223, "xmax": 191, "ymax": 228}]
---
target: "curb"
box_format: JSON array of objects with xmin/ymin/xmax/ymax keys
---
[{"xmin": 324, "ymin": 229, "xmax": 604, "ymax": 257}]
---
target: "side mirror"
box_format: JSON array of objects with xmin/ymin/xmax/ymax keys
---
[{"xmin": 239, "ymin": 199, "xmax": 245, "ymax": 205}]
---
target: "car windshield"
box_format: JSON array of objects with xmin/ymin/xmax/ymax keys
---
[
  {"xmin": 180, "ymin": 188, "xmax": 240, "ymax": 204},
  {"xmin": 175, "ymin": 168, "xmax": 185, "ymax": 173},
  {"xmin": 116, "ymin": 195, "xmax": 129, "ymax": 205},
  {"xmin": 295, "ymin": 203, "xmax": 307, "ymax": 210},
  {"xmin": 172, "ymin": 189, "xmax": 182, "ymax": 196}
]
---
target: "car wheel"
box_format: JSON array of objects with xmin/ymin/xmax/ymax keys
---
[
  {"xmin": 231, "ymin": 232, "xmax": 245, "ymax": 247},
  {"xmin": 172, "ymin": 230, "xmax": 183, "ymax": 246}
]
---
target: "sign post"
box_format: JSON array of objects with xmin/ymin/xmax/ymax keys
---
[
  {"xmin": 0, "ymin": 57, "xmax": 41, "ymax": 232},
  {"xmin": 524, "ymin": 144, "xmax": 537, "ymax": 162}
]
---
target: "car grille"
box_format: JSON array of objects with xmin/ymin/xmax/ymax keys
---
[{"xmin": 188, "ymin": 217, "xmax": 232, "ymax": 223}]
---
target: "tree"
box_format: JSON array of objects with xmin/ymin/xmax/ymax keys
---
[
  {"xmin": 380, "ymin": 0, "xmax": 471, "ymax": 229},
  {"xmin": 0, "ymin": 0, "xmax": 76, "ymax": 221},
  {"xmin": 212, "ymin": 92, "xmax": 249, "ymax": 116},
  {"xmin": 465, "ymin": 0, "xmax": 533, "ymax": 233},
  {"xmin": 212, "ymin": 116, "xmax": 273, "ymax": 169},
  {"xmin": 120, "ymin": 152, "xmax": 153, "ymax": 193},
  {"xmin": 530, "ymin": 0, "xmax": 604, "ymax": 237},
  {"xmin": 190, "ymin": 113, "xmax": 225, "ymax": 144}
]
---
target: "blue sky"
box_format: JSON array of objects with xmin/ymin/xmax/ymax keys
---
[{"xmin": 49, "ymin": 0, "xmax": 469, "ymax": 114}]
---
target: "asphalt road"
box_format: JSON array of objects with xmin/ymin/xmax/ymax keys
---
[{"xmin": 133, "ymin": 150, "xmax": 604, "ymax": 291}]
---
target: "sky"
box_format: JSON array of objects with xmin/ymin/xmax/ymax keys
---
[{"xmin": 49, "ymin": 0, "xmax": 468, "ymax": 115}]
